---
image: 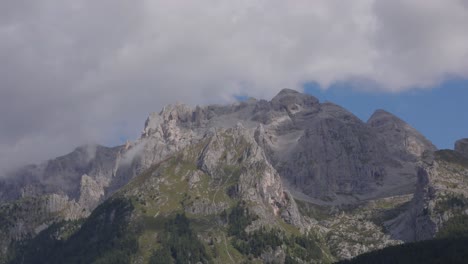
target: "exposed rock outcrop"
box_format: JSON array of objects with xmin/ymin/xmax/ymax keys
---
[
  {"xmin": 197, "ymin": 126, "xmax": 305, "ymax": 227},
  {"xmin": 0, "ymin": 144, "xmax": 122, "ymax": 205},
  {"xmin": 455, "ymin": 138, "xmax": 468, "ymax": 158},
  {"xmin": 0, "ymin": 193, "xmax": 86, "ymax": 259},
  {"xmin": 386, "ymin": 149, "xmax": 468, "ymax": 242},
  {"xmin": 1, "ymin": 89, "xmax": 455, "ymax": 263},
  {"xmin": 78, "ymin": 174, "xmax": 106, "ymax": 210},
  {"xmin": 1, "ymin": 89, "xmax": 427, "ymax": 208},
  {"xmin": 368, "ymin": 109, "xmax": 437, "ymax": 160}
]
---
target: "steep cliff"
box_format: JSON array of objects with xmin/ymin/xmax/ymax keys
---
[
  {"xmin": 368, "ymin": 109, "xmax": 436, "ymax": 161},
  {"xmin": 385, "ymin": 150, "xmax": 468, "ymax": 242}
]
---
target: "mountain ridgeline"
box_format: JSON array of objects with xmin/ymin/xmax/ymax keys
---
[{"xmin": 1, "ymin": 89, "xmax": 467, "ymax": 263}]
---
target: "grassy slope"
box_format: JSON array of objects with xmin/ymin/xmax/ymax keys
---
[
  {"xmin": 338, "ymin": 237, "xmax": 468, "ymax": 264},
  {"xmin": 7, "ymin": 133, "xmax": 333, "ymax": 264}
]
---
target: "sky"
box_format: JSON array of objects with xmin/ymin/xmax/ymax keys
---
[{"xmin": 1, "ymin": 0, "xmax": 468, "ymax": 173}]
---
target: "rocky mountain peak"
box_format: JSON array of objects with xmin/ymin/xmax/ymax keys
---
[
  {"xmin": 159, "ymin": 103, "xmax": 193, "ymax": 119},
  {"xmin": 455, "ymin": 138, "xmax": 468, "ymax": 158},
  {"xmin": 367, "ymin": 109, "xmax": 401, "ymax": 126},
  {"xmin": 270, "ymin": 88, "xmax": 319, "ymax": 112},
  {"xmin": 368, "ymin": 109, "xmax": 436, "ymax": 159},
  {"xmin": 3, "ymin": 89, "xmax": 465, "ymax": 264},
  {"xmin": 274, "ymin": 88, "xmax": 301, "ymax": 96},
  {"xmin": 142, "ymin": 103, "xmax": 193, "ymax": 138}
]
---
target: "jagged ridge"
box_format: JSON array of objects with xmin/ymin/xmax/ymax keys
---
[{"xmin": 1, "ymin": 89, "xmax": 467, "ymax": 263}]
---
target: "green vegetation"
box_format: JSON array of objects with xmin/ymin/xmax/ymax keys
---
[
  {"xmin": 435, "ymin": 149, "xmax": 468, "ymax": 168},
  {"xmin": 369, "ymin": 200, "xmax": 411, "ymax": 227},
  {"xmin": 294, "ymin": 199, "xmax": 331, "ymax": 221},
  {"xmin": 149, "ymin": 213, "xmax": 212, "ymax": 264},
  {"xmin": 57, "ymin": 198, "xmax": 138, "ymax": 264},
  {"xmin": 7, "ymin": 220, "xmax": 83, "ymax": 264},
  {"xmin": 3, "ymin": 133, "xmax": 338, "ymax": 263},
  {"xmin": 225, "ymin": 202, "xmax": 329, "ymax": 263},
  {"xmin": 437, "ymin": 214, "xmax": 468, "ymax": 239},
  {"xmin": 231, "ymin": 227, "xmax": 282, "ymax": 256},
  {"xmin": 149, "ymin": 248, "xmax": 173, "ymax": 264},
  {"xmin": 226, "ymin": 201, "xmax": 258, "ymax": 238},
  {"xmin": 0, "ymin": 196, "xmax": 64, "ymax": 234},
  {"xmin": 339, "ymin": 237, "xmax": 468, "ymax": 264},
  {"xmin": 8, "ymin": 197, "xmax": 212, "ymax": 264},
  {"xmin": 232, "ymin": 227, "xmax": 326, "ymax": 262},
  {"xmin": 9, "ymin": 198, "xmax": 139, "ymax": 264},
  {"xmin": 434, "ymin": 194, "xmax": 468, "ymax": 213}
]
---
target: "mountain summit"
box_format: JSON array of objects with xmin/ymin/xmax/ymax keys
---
[
  {"xmin": 368, "ymin": 109, "xmax": 436, "ymax": 160},
  {"xmin": 1, "ymin": 89, "xmax": 467, "ymax": 263}
]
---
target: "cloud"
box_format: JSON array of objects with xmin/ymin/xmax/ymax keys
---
[{"xmin": 1, "ymin": 0, "xmax": 468, "ymax": 172}]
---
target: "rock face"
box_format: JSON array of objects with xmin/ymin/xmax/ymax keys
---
[
  {"xmin": 386, "ymin": 150, "xmax": 468, "ymax": 242},
  {"xmin": 122, "ymin": 125, "xmax": 304, "ymax": 229},
  {"xmin": 252, "ymin": 98, "xmax": 420, "ymax": 202},
  {"xmin": 1, "ymin": 89, "xmax": 428, "ymax": 206},
  {"xmin": 385, "ymin": 167, "xmax": 437, "ymax": 242},
  {"xmin": 455, "ymin": 138, "xmax": 468, "ymax": 158},
  {"xmin": 0, "ymin": 144, "xmax": 122, "ymax": 207},
  {"xmin": 1, "ymin": 88, "xmax": 459, "ymax": 263},
  {"xmin": 265, "ymin": 101, "xmax": 390, "ymax": 199},
  {"xmin": 78, "ymin": 174, "xmax": 106, "ymax": 210},
  {"xmin": 0, "ymin": 193, "xmax": 86, "ymax": 261},
  {"xmin": 368, "ymin": 109, "xmax": 437, "ymax": 161}
]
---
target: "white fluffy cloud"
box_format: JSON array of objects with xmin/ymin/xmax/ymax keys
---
[{"xmin": 1, "ymin": 0, "xmax": 468, "ymax": 172}]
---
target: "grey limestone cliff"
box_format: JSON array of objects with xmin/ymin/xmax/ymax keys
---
[
  {"xmin": 385, "ymin": 149, "xmax": 468, "ymax": 242},
  {"xmin": 0, "ymin": 89, "xmax": 433, "ymax": 221},
  {"xmin": 368, "ymin": 109, "xmax": 437, "ymax": 161}
]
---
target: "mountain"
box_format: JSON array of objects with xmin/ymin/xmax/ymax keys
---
[
  {"xmin": 0, "ymin": 89, "xmax": 467, "ymax": 263},
  {"xmin": 384, "ymin": 149, "xmax": 468, "ymax": 242},
  {"xmin": 367, "ymin": 109, "xmax": 436, "ymax": 161}
]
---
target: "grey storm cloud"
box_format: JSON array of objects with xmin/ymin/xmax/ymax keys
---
[{"xmin": 1, "ymin": 0, "xmax": 468, "ymax": 172}]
